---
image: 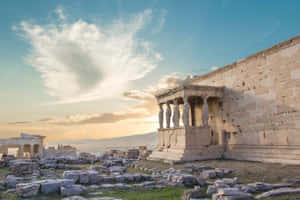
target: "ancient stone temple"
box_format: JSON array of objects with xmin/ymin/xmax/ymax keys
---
[
  {"xmin": 0, "ymin": 133, "xmax": 45, "ymax": 158},
  {"xmin": 149, "ymin": 35, "xmax": 300, "ymax": 164}
]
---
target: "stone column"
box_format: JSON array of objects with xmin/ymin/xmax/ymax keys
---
[
  {"xmin": 182, "ymin": 97, "xmax": 190, "ymax": 127},
  {"xmin": 165, "ymin": 103, "xmax": 171, "ymax": 128},
  {"xmin": 172, "ymin": 99, "xmax": 180, "ymax": 128},
  {"xmin": 159, "ymin": 104, "xmax": 164, "ymax": 129},
  {"xmin": 18, "ymin": 145, "xmax": 24, "ymax": 158},
  {"xmin": 30, "ymin": 145, "xmax": 34, "ymax": 158},
  {"xmin": 39, "ymin": 145, "xmax": 44, "ymax": 158},
  {"xmin": 3, "ymin": 146, "xmax": 8, "ymax": 156},
  {"xmin": 202, "ymin": 96, "xmax": 209, "ymax": 126}
]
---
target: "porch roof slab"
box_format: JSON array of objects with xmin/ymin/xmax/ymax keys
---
[{"xmin": 155, "ymin": 85, "xmax": 224, "ymax": 104}]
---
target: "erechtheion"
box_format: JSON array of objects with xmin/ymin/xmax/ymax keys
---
[
  {"xmin": 149, "ymin": 35, "xmax": 300, "ymax": 164},
  {"xmin": 0, "ymin": 133, "xmax": 45, "ymax": 158}
]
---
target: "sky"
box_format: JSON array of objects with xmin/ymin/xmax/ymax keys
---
[{"xmin": 1, "ymin": 0, "xmax": 300, "ymax": 142}]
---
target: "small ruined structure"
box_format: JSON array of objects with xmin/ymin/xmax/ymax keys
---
[
  {"xmin": 104, "ymin": 146, "xmax": 152, "ymax": 160},
  {"xmin": 149, "ymin": 35, "xmax": 300, "ymax": 164},
  {"xmin": 0, "ymin": 133, "xmax": 45, "ymax": 158},
  {"xmin": 126, "ymin": 149, "xmax": 140, "ymax": 159},
  {"xmin": 149, "ymin": 85, "xmax": 225, "ymax": 162},
  {"xmin": 44, "ymin": 144, "xmax": 77, "ymax": 158}
]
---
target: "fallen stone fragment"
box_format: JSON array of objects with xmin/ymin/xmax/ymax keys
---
[
  {"xmin": 171, "ymin": 174, "xmax": 199, "ymax": 187},
  {"xmin": 247, "ymin": 182, "xmax": 273, "ymax": 192},
  {"xmin": 4, "ymin": 188, "xmax": 16, "ymax": 194},
  {"xmin": 5, "ymin": 175, "xmax": 24, "ymax": 188},
  {"xmin": 256, "ymin": 188, "xmax": 300, "ymax": 199},
  {"xmin": 183, "ymin": 187, "xmax": 206, "ymax": 200},
  {"xmin": 240, "ymin": 184, "xmax": 257, "ymax": 193},
  {"xmin": 9, "ymin": 160, "xmax": 38, "ymax": 176},
  {"xmin": 89, "ymin": 197, "xmax": 122, "ymax": 200},
  {"xmin": 61, "ymin": 184, "xmax": 87, "ymax": 196},
  {"xmin": 0, "ymin": 181, "xmax": 5, "ymax": 190},
  {"xmin": 64, "ymin": 171, "xmax": 81, "ymax": 183},
  {"xmin": 207, "ymin": 185, "xmax": 218, "ymax": 195},
  {"xmin": 88, "ymin": 170, "xmax": 99, "ymax": 184},
  {"xmin": 40, "ymin": 179, "xmax": 61, "ymax": 194},
  {"xmin": 201, "ymin": 170, "xmax": 217, "ymax": 179},
  {"xmin": 62, "ymin": 196, "xmax": 87, "ymax": 200},
  {"xmin": 16, "ymin": 183, "xmax": 40, "ymax": 197},
  {"xmin": 58, "ymin": 178, "xmax": 76, "ymax": 188},
  {"xmin": 79, "ymin": 171, "xmax": 89, "ymax": 184},
  {"xmin": 89, "ymin": 191, "xmax": 103, "ymax": 195},
  {"xmin": 212, "ymin": 188, "xmax": 253, "ymax": 200},
  {"xmin": 109, "ymin": 166, "xmax": 126, "ymax": 174},
  {"xmin": 283, "ymin": 178, "xmax": 300, "ymax": 184}
]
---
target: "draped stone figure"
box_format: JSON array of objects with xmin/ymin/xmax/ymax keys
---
[
  {"xmin": 159, "ymin": 104, "xmax": 164, "ymax": 129},
  {"xmin": 166, "ymin": 103, "xmax": 171, "ymax": 128},
  {"xmin": 202, "ymin": 97, "xmax": 209, "ymax": 126},
  {"xmin": 172, "ymin": 100, "xmax": 180, "ymax": 127},
  {"xmin": 182, "ymin": 97, "xmax": 190, "ymax": 127}
]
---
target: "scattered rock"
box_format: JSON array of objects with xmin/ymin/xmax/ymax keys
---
[
  {"xmin": 61, "ymin": 184, "xmax": 87, "ymax": 196},
  {"xmin": 212, "ymin": 188, "xmax": 253, "ymax": 200},
  {"xmin": 5, "ymin": 175, "xmax": 24, "ymax": 188},
  {"xmin": 40, "ymin": 179, "xmax": 61, "ymax": 194},
  {"xmin": 62, "ymin": 196, "xmax": 87, "ymax": 200},
  {"xmin": 9, "ymin": 160, "xmax": 38, "ymax": 176},
  {"xmin": 201, "ymin": 170, "xmax": 217, "ymax": 179},
  {"xmin": 16, "ymin": 183, "xmax": 40, "ymax": 197},
  {"xmin": 183, "ymin": 187, "xmax": 206, "ymax": 200},
  {"xmin": 64, "ymin": 170, "xmax": 83, "ymax": 183},
  {"xmin": 256, "ymin": 188, "xmax": 300, "ymax": 199}
]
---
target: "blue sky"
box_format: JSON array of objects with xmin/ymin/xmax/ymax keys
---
[{"xmin": 1, "ymin": 0, "xmax": 300, "ymax": 141}]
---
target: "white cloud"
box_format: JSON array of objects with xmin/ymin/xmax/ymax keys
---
[
  {"xmin": 16, "ymin": 9, "xmax": 161, "ymax": 104},
  {"xmin": 55, "ymin": 6, "xmax": 66, "ymax": 20},
  {"xmin": 211, "ymin": 66, "xmax": 218, "ymax": 71}
]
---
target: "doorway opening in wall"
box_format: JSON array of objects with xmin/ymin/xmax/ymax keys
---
[
  {"xmin": 223, "ymin": 131, "xmax": 230, "ymax": 152},
  {"xmin": 211, "ymin": 130, "xmax": 218, "ymax": 145},
  {"xmin": 23, "ymin": 144, "xmax": 31, "ymax": 158},
  {"xmin": 7, "ymin": 148, "xmax": 18, "ymax": 157}
]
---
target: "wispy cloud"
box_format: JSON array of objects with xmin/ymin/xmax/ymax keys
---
[
  {"xmin": 15, "ymin": 8, "xmax": 162, "ymax": 104},
  {"xmin": 152, "ymin": 9, "xmax": 167, "ymax": 34},
  {"xmin": 8, "ymin": 74, "xmax": 187, "ymax": 127}
]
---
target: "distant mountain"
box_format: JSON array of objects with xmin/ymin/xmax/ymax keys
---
[{"xmin": 47, "ymin": 132, "xmax": 158, "ymax": 154}]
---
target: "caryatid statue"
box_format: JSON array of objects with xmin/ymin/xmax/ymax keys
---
[
  {"xmin": 202, "ymin": 96, "xmax": 209, "ymax": 126},
  {"xmin": 182, "ymin": 97, "xmax": 190, "ymax": 127},
  {"xmin": 172, "ymin": 99, "xmax": 180, "ymax": 127},
  {"xmin": 166, "ymin": 103, "xmax": 171, "ymax": 128},
  {"xmin": 159, "ymin": 104, "xmax": 164, "ymax": 129}
]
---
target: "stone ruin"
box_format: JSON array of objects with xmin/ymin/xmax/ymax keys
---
[
  {"xmin": 0, "ymin": 133, "xmax": 45, "ymax": 159},
  {"xmin": 149, "ymin": 35, "xmax": 300, "ymax": 164},
  {"xmin": 104, "ymin": 146, "xmax": 152, "ymax": 160},
  {"xmin": 45, "ymin": 144, "xmax": 77, "ymax": 158}
]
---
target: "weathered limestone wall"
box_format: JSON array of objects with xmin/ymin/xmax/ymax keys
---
[{"xmin": 191, "ymin": 35, "xmax": 300, "ymax": 164}]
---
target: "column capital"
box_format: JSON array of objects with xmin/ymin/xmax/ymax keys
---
[{"xmin": 202, "ymin": 95, "xmax": 208, "ymax": 101}]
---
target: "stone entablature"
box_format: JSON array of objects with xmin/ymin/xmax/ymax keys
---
[
  {"xmin": 0, "ymin": 133, "xmax": 45, "ymax": 158},
  {"xmin": 156, "ymin": 85, "xmax": 224, "ymax": 104}
]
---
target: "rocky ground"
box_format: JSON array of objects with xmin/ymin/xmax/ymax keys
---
[{"xmin": 0, "ymin": 157, "xmax": 300, "ymax": 200}]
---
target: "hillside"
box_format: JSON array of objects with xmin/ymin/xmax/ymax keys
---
[{"xmin": 47, "ymin": 132, "xmax": 158, "ymax": 153}]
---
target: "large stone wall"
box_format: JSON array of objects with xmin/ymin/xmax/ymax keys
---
[{"xmin": 191, "ymin": 35, "xmax": 300, "ymax": 164}]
